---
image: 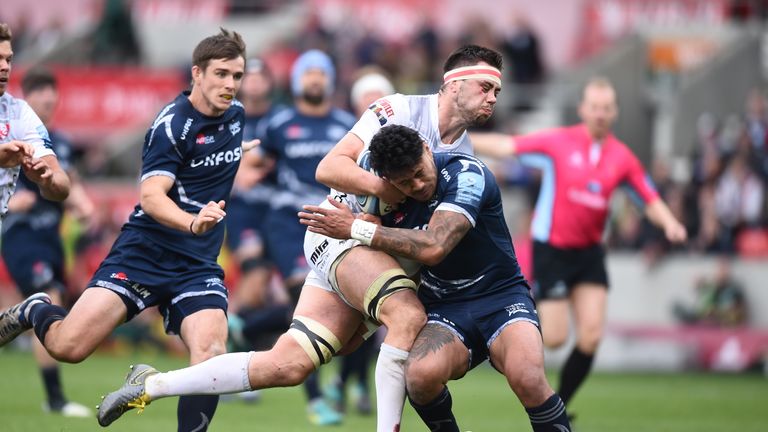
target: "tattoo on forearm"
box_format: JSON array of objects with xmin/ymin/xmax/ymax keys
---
[
  {"xmin": 374, "ymin": 211, "xmax": 470, "ymax": 261},
  {"xmin": 410, "ymin": 324, "xmax": 455, "ymax": 360}
]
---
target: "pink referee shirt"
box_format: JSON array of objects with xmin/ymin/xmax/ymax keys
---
[{"xmin": 515, "ymin": 124, "xmax": 659, "ymax": 249}]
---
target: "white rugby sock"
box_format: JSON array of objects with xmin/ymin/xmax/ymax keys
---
[
  {"xmin": 145, "ymin": 352, "xmax": 253, "ymax": 399},
  {"xmin": 375, "ymin": 343, "xmax": 409, "ymax": 432}
]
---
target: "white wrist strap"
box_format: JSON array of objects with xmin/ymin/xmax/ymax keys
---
[{"xmin": 351, "ymin": 219, "xmax": 377, "ymax": 246}]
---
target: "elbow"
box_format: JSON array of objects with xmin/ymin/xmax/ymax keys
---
[
  {"xmin": 315, "ymin": 159, "xmax": 332, "ymax": 186},
  {"xmin": 420, "ymin": 246, "xmax": 449, "ymax": 267}
]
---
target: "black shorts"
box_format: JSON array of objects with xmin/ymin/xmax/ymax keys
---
[{"xmin": 531, "ymin": 241, "xmax": 609, "ymax": 300}]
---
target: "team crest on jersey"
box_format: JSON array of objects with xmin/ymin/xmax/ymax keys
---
[
  {"xmin": 505, "ymin": 303, "xmax": 530, "ymax": 316},
  {"xmin": 0, "ymin": 122, "xmax": 9, "ymax": 139},
  {"xmin": 229, "ymin": 120, "xmax": 241, "ymax": 136}
]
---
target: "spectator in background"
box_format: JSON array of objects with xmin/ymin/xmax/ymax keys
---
[
  {"xmin": 714, "ymin": 154, "xmax": 765, "ymax": 251},
  {"xmin": 674, "ymin": 257, "xmax": 748, "ymax": 327},
  {"xmin": 91, "ymin": 0, "xmax": 141, "ymax": 64},
  {"xmin": 500, "ymin": 11, "xmax": 545, "ymax": 111}
]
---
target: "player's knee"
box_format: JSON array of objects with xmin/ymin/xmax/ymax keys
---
[
  {"xmin": 287, "ymin": 315, "xmax": 342, "ymax": 369},
  {"xmin": 191, "ymin": 340, "xmax": 227, "ymax": 363},
  {"xmin": 380, "ymin": 300, "xmax": 426, "ymax": 342},
  {"xmin": 363, "ymin": 269, "xmax": 418, "ymax": 324},
  {"xmin": 47, "ymin": 339, "xmax": 91, "ymax": 363},
  {"xmin": 505, "ymin": 364, "xmax": 550, "ymax": 403},
  {"xmin": 542, "ymin": 330, "xmax": 568, "ymax": 349},
  {"xmin": 404, "ymin": 360, "xmax": 442, "ymax": 402},
  {"xmin": 577, "ymin": 330, "xmax": 602, "ymax": 354}
]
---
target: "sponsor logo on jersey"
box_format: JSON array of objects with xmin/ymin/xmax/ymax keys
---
[
  {"xmin": 110, "ymin": 272, "xmax": 129, "ymax": 281},
  {"xmin": 285, "ymin": 141, "xmax": 335, "ymax": 158},
  {"xmin": 567, "ymin": 187, "xmax": 607, "ymax": 209},
  {"xmin": 130, "ymin": 283, "xmax": 152, "ymax": 299},
  {"xmin": 505, "ymin": 303, "xmax": 530, "ymax": 316},
  {"xmin": 286, "ymin": 124, "xmax": 308, "ymax": 139},
  {"xmin": 441, "ymin": 168, "xmax": 451, "ymax": 182},
  {"xmin": 180, "ymin": 118, "xmax": 193, "ymax": 140},
  {"xmin": 195, "ymin": 133, "xmax": 215, "ymax": 145},
  {"xmin": 0, "ymin": 122, "xmax": 10, "ymax": 139},
  {"xmin": 369, "ymin": 100, "xmax": 394, "ymax": 126},
  {"xmin": 190, "ymin": 147, "xmax": 243, "ymax": 168},
  {"xmin": 310, "ymin": 239, "xmax": 329, "ymax": 265},
  {"xmin": 229, "ymin": 120, "xmax": 241, "ymax": 136}
]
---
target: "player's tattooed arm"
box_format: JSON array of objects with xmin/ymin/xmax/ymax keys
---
[{"xmin": 373, "ymin": 210, "xmax": 470, "ymax": 266}]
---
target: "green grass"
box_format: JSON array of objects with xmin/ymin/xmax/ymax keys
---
[{"xmin": 0, "ymin": 346, "xmax": 766, "ymax": 431}]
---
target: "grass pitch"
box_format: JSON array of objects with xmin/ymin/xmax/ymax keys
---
[{"xmin": 0, "ymin": 346, "xmax": 765, "ymax": 431}]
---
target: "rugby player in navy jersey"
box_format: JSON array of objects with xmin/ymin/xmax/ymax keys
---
[
  {"xmin": 1, "ymin": 67, "xmax": 93, "ymax": 417},
  {"xmin": 0, "ymin": 28, "xmax": 256, "ymax": 432},
  {"xmin": 299, "ymin": 125, "xmax": 573, "ymax": 432}
]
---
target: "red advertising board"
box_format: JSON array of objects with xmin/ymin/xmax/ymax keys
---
[{"xmin": 9, "ymin": 66, "xmax": 185, "ymax": 141}]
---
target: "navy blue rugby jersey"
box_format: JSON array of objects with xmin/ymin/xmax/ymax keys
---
[
  {"xmin": 260, "ymin": 107, "xmax": 355, "ymax": 210},
  {"xmin": 381, "ymin": 152, "xmax": 528, "ymax": 304},
  {"xmin": 124, "ymin": 91, "xmax": 245, "ymax": 264}
]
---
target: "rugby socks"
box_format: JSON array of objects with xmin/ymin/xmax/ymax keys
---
[
  {"xmin": 408, "ymin": 386, "xmax": 459, "ymax": 432},
  {"xmin": 177, "ymin": 395, "xmax": 218, "ymax": 432},
  {"xmin": 41, "ymin": 366, "xmax": 66, "ymax": 409},
  {"xmin": 28, "ymin": 303, "xmax": 67, "ymax": 344},
  {"xmin": 304, "ymin": 371, "xmax": 322, "ymax": 400},
  {"xmin": 558, "ymin": 347, "xmax": 594, "ymax": 405},
  {"xmin": 375, "ymin": 343, "xmax": 409, "ymax": 432},
  {"xmin": 525, "ymin": 393, "xmax": 571, "ymax": 431},
  {"xmin": 144, "ymin": 352, "xmax": 253, "ymax": 398}
]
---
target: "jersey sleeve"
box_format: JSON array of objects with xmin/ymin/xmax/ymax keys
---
[
  {"xmin": 349, "ymin": 94, "xmax": 410, "ymax": 147},
  {"xmin": 19, "ymin": 101, "xmax": 54, "ymax": 159},
  {"xmin": 140, "ymin": 111, "xmax": 186, "ymax": 182},
  {"xmin": 434, "ymin": 158, "xmax": 487, "ymax": 227},
  {"xmin": 621, "ymin": 148, "xmax": 659, "ymax": 205}
]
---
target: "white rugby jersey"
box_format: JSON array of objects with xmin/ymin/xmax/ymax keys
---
[
  {"xmin": 349, "ymin": 93, "xmax": 474, "ymax": 155},
  {"xmin": 0, "ymin": 92, "xmax": 55, "ymax": 221}
]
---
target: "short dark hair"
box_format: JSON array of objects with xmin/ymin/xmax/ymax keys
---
[
  {"xmin": 443, "ymin": 44, "xmax": 503, "ymax": 74},
  {"xmin": 0, "ymin": 23, "xmax": 11, "ymax": 42},
  {"xmin": 369, "ymin": 125, "xmax": 424, "ymax": 178},
  {"xmin": 21, "ymin": 67, "xmax": 57, "ymax": 95},
  {"xmin": 192, "ymin": 27, "xmax": 246, "ymax": 71}
]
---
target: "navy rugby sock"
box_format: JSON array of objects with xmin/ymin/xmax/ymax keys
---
[
  {"xmin": 28, "ymin": 303, "xmax": 67, "ymax": 344},
  {"xmin": 409, "ymin": 387, "xmax": 460, "ymax": 432},
  {"xmin": 558, "ymin": 347, "xmax": 594, "ymax": 405},
  {"xmin": 526, "ymin": 393, "xmax": 572, "ymax": 431},
  {"xmin": 177, "ymin": 395, "xmax": 218, "ymax": 432},
  {"xmin": 41, "ymin": 366, "xmax": 66, "ymax": 408},
  {"xmin": 304, "ymin": 370, "xmax": 322, "ymax": 400}
]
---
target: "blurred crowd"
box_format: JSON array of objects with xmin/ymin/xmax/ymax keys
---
[{"xmin": 607, "ymin": 88, "xmax": 768, "ymax": 260}]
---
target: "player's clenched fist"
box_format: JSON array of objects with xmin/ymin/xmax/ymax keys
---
[{"xmin": 190, "ymin": 200, "xmax": 227, "ymax": 235}]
